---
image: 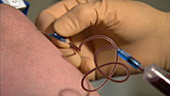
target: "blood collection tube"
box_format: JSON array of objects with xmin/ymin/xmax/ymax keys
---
[
  {"xmin": 143, "ymin": 64, "xmax": 170, "ymax": 95},
  {"xmin": 117, "ymin": 49, "xmax": 170, "ymax": 95}
]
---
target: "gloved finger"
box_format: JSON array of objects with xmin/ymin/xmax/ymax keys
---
[
  {"xmin": 53, "ymin": 2, "xmax": 98, "ymax": 37},
  {"xmin": 60, "ymin": 48, "xmax": 81, "ymax": 68},
  {"xmin": 36, "ymin": 0, "xmax": 79, "ymax": 48},
  {"xmin": 47, "ymin": 0, "xmax": 96, "ymax": 48},
  {"xmin": 36, "ymin": 0, "xmax": 95, "ymax": 31},
  {"xmin": 78, "ymin": 56, "xmax": 96, "ymax": 81},
  {"xmin": 53, "ymin": 0, "xmax": 136, "ymax": 37},
  {"xmin": 36, "ymin": 0, "xmax": 78, "ymax": 31},
  {"xmin": 36, "ymin": 0, "xmax": 95, "ymax": 48},
  {"xmin": 36, "ymin": 0, "xmax": 90, "ymax": 69}
]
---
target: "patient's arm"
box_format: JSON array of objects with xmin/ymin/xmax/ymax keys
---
[{"xmin": 0, "ymin": 4, "xmax": 99, "ymax": 96}]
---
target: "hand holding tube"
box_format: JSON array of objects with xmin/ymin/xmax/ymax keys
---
[{"xmin": 36, "ymin": 0, "xmax": 170, "ymax": 80}]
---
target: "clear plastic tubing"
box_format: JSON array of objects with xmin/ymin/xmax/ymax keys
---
[
  {"xmin": 143, "ymin": 64, "xmax": 170, "ymax": 95},
  {"xmin": 47, "ymin": 33, "xmax": 170, "ymax": 94}
]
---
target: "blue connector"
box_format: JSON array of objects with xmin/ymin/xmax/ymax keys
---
[
  {"xmin": 48, "ymin": 33, "xmax": 66, "ymax": 42},
  {"xmin": 117, "ymin": 49, "xmax": 142, "ymax": 69}
]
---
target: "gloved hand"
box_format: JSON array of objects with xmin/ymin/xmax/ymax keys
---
[{"xmin": 36, "ymin": 0, "xmax": 169, "ymax": 80}]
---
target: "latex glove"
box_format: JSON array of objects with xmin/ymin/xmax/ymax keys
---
[{"xmin": 36, "ymin": 0, "xmax": 170, "ymax": 80}]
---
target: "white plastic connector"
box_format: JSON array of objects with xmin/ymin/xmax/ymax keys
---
[{"xmin": 2, "ymin": 0, "xmax": 26, "ymax": 9}]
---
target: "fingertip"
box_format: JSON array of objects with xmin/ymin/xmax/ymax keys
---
[
  {"xmin": 52, "ymin": 38, "xmax": 70, "ymax": 48},
  {"xmin": 60, "ymin": 48, "xmax": 81, "ymax": 68},
  {"xmin": 79, "ymin": 56, "xmax": 96, "ymax": 81},
  {"xmin": 53, "ymin": 15, "xmax": 74, "ymax": 37},
  {"xmin": 35, "ymin": 10, "xmax": 56, "ymax": 31}
]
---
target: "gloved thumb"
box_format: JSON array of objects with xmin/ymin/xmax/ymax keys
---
[{"xmin": 53, "ymin": 3, "xmax": 97, "ymax": 37}]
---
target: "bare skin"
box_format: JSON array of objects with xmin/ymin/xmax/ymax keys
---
[{"xmin": 0, "ymin": 4, "xmax": 99, "ymax": 96}]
